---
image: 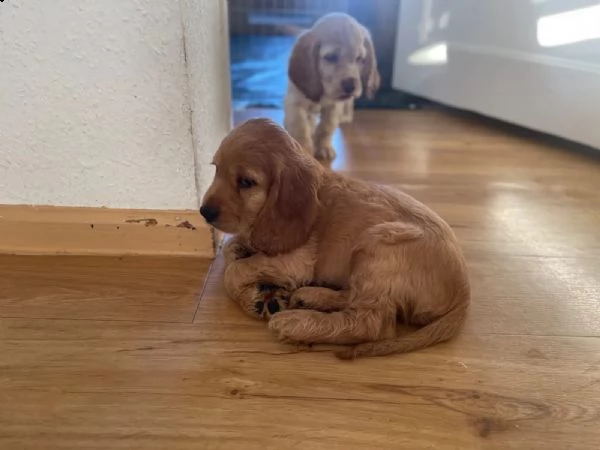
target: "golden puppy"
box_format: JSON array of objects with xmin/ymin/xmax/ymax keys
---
[
  {"xmin": 200, "ymin": 119, "xmax": 470, "ymax": 359},
  {"xmin": 284, "ymin": 13, "xmax": 380, "ymax": 161}
]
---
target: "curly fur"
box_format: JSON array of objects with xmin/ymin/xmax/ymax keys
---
[{"xmin": 201, "ymin": 119, "xmax": 470, "ymax": 359}]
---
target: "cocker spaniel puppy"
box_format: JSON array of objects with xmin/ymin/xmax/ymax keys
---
[
  {"xmin": 284, "ymin": 13, "xmax": 380, "ymax": 161},
  {"xmin": 200, "ymin": 119, "xmax": 470, "ymax": 359}
]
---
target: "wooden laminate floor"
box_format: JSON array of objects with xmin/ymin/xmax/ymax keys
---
[{"xmin": 1, "ymin": 109, "xmax": 600, "ymax": 449}]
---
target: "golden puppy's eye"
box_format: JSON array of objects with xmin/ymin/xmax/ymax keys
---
[
  {"xmin": 237, "ymin": 176, "xmax": 256, "ymax": 189},
  {"xmin": 356, "ymin": 55, "xmax": 365, "ymax": 63},
  {"xmin": 324, "ymin": 53, "xmax": 339, "ymax": 64}
]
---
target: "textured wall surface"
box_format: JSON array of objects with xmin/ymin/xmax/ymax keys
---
[
  {"xmin": 0, "ymin": 0, "xmax": 228, "ymax": 209},
  {"xmin": 181, "ymin": 0, "xmax": 232, "ymax": 203}
]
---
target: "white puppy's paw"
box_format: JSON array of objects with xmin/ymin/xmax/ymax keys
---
[{"xmin": 314, "ymin": 145, "xmax": 336, "ymax": 161}]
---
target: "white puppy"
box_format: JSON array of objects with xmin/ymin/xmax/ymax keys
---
[{"xmin": 284, "ymin": 13, "xmax": 380, "ymax": 161}]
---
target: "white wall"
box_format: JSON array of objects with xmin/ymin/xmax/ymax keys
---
[
  {"xmin": 393, "ymin": 0, "xmax": 600, "ymax": 150},
  {"xmin": 181, "ymin": 0, "xmax": 231, "ymax": 200},
  {"xmin": 0, "ymin": 0, "xmax": 230, "ymax": 209}
]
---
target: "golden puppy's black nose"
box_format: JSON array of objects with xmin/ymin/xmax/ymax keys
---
[
  {"xmin": 200, "ymin": 205, "xmax": 220, "ymax": 223},
  {"xmin": 341, "ymin": 78, "xmax": 356, "ymax": 95}
]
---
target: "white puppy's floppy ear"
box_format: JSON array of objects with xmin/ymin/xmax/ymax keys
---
[
  {"xmin": 361, "ymin": 27, "xmax": 380, "ymax": 100},
  {"xmin": 288, "ymin": 31, "xmax": 323, "ymax": 103}
]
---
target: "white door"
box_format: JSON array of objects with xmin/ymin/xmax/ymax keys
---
[{"xmin": 392, "ymin": 0, "xmax": 600, "ymax": 150}]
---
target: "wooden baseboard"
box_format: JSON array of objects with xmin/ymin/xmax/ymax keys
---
[{"xmin": 0, "ymin": 205, "xmax": 219, "ymax": 257}]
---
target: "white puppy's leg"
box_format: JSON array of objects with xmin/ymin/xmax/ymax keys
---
[
  {"xmin": 284, "ymin": 103, "xmax": 315, "ymax": 157},
  {"xmin": 314, "ymin": 104, "xmax": 340, "ymax": 161},
  {"xmin": 340, "ymin": 99, "xmax": 354, "ymax": 124}
]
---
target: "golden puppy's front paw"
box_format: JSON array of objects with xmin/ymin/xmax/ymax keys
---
[
  {"xmin": 269, "ymin": 310, "xmax": 313, "ymax": 342},
  {"xmin": 236, "ymin": 284, "xmax": 290, "ymax": 321},
  {"xmin": 288, "ymin": 288, "xmax": 312, "ymax": 309},
  {"xmin": 314, "ymin": 145, "xmax": 336, "ymax": 161},
  {"xmin": 252, "ymin": 284, "xmax": 291, "ymax": 320}
]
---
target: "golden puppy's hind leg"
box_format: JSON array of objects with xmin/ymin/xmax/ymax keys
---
[{"xmin": 336, "ymin": 301, "xmax": 469, "ymax": 359}]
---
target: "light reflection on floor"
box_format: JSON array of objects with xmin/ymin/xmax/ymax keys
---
[{"xmin": 489, "ymin": 188, "xmax": 600, "ymax": 330}]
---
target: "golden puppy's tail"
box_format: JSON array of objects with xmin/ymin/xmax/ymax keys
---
[{"xmin": 335, "ymin": 302, "xmax": 469, "ymax": 359}]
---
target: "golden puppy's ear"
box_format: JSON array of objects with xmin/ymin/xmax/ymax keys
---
[
  {"xmin": 361, "ymin": 28, "xmax": 380, "ymax": 99},
  {"xmin": 289, "ymin": 31, "xmax": 323, "ymax": 103},
  {"xmin": 250, "ymin": 144, "xmax": 320, "ymax": 256}
]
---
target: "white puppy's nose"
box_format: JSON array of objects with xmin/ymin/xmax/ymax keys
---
[{"xmin": 341, "ymin": 78, "xmax": 357, "ymax": 95}]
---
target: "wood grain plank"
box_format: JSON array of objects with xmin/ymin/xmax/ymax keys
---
[
  {"xmin": 1, "ymin": 317, "xmax": 599, "ymax": 450},
  {"xmin": 0, "ymin": 256, "xmax": 210, "ymax": 323}
]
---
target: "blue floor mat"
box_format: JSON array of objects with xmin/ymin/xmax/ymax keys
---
[{"xmin": 229, "ymin": 34, "xmax": 295, "ymax": 110}]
